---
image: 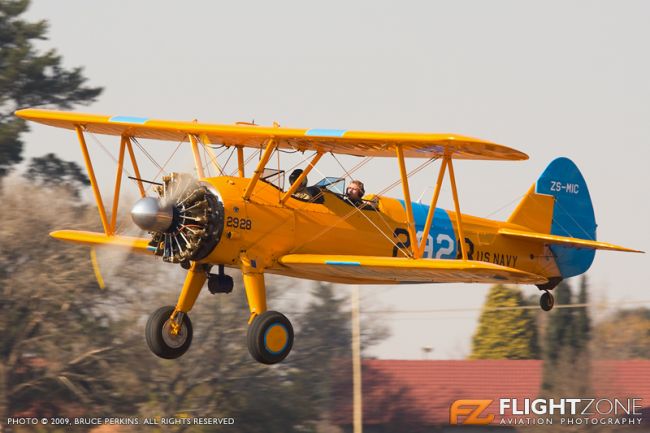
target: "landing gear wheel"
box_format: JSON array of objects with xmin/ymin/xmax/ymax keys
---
[
  {"xmin": 540, "ymin": 291, "xmax": 555, "ymax": 312},
  {"xmin": 247, "ymin": 311, "xmax": 294, "ymax": 364},
  {"xmin": 145, "ymin": 306, "xmax": 193, "ymax": 359}
]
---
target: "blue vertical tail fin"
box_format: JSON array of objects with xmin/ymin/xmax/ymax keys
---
[{"xmin": 510, "ymin": 157, "xmax": 597, "ymax": 278}]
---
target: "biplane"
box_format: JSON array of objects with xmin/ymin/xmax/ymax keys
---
[{"xmin": 15, "ymin": 109, "xmax": 642, "ymax": 364}]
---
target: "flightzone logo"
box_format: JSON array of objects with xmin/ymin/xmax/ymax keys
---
[
  {"xmin": 450, "ymin": 398, "xmax": 644, "ymax": 426},
  {"xmin": 449, "ymin": 400, "xmax": 495, "ymax": 425}
]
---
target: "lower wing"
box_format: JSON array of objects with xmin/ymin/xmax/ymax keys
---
[
  {"xmin": 277, "ymin": 254, "xmax": 547, "ymax": 285},
  {"xmin": 50, "ymin": 230, "xmax": 153, "ymax": 253}
]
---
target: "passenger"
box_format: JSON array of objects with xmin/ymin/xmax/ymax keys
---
[
  {"xmin": 345, "ymin": 180, "xmax": 365, "ymax": 206},
  {"xmin": 289, "ymin": 169, "xmax": 312, "ymax": 200},
  {"xmin": 345, "ymin": 179, "xmax": 378, "ymax": 209}
]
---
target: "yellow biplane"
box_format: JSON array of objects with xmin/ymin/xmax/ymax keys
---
[{"xmin": 15, "ymin": 109, "xmax": 642, "ymax": 364}]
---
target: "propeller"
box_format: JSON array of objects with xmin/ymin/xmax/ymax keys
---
[{"xmin": 131, "ymin": 173, "xmax": 223, "ymax": 264}]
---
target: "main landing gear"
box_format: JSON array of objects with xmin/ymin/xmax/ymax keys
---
[
  {"xmin": 247, "ymin": 310, "xmax": 294, "ymax": 364},
  {"xmin": 145, "ymin": 262, "xmax": 293, "ymax": 364},
  {"xmin": 241, "ymin": 271, "xmax": 294, "ymax": 364},
  {"xmin": 145, "ymin": 262, "xmax": 206, "ymax": 359},
  {"xmin": 145, "ymin": 306, "xmax": 193, "ymax": 359}
]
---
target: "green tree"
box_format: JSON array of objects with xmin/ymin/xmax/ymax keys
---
[
  {"xmin": 543, "ymin": 281, "xmax": 574, "ymax": 364},
  {"xmin": 130, "ymin": 275, "xmax": 313, "ymax": 433},
  {"xmin": 543, "ymin": 279, "xmax": 592, "ymax": 363},
  {"xmin": 292, "ymin": 282, "xmax": 352, "ymax": 426},
  {"xmin": 573, "ymin": 275, "xmax": 591, "ymax": 353},
  {"xmin": 23, "ymin": 152, "xmax": 89, "ymax": 196},
  {"xmin": 470, "ymin": 284, "xmax": 540, "ymax": 360},
  {"xmin": 542, "ymin": 279, "xmax": 593, "ymax": 397},
  {"xmin": 0, "ymin": 181, "xmax": 148, "ymax": 431},
  {"xmin": 0, "ymin": 180, "xmax": 318, "ymax": 433},
  {"xmin": 0, "ymin": 0, "xmax": 102, "ymax": 177},
  {"xmin": 592, "ymin": 308, "xmax": 650, "ymax": 359}
]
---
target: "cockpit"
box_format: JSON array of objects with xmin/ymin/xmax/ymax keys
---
[{"xmin": 259, "ymin": 169, "xmax": 376, "ymax": 209}]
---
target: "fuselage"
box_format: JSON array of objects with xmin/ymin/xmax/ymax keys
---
[{"xmin": 198, "ymin": 176, "xmax": 560, "ymax": 284}]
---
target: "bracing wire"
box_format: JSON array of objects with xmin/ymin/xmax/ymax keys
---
[{"xmin": 132, "ymin": 137, "xmax": 164, "ymax": 172}]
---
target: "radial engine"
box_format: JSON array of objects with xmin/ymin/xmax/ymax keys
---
[{"xmin": 130, "ymin": 173, "xmax": 224, "ymax": 263}]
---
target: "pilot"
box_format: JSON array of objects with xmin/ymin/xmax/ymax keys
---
[
  {"xmin": 289, "ymin": 169, "xmax": 312, "ymax": 200},
  {"xmin": 345, "ymin": 180, "xmax": 365, "ymax": 205}
]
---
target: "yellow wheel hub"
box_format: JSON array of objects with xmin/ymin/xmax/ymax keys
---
[{"xmin": 264, "ymin": 324, "xmax": 288, "ymax": 354}]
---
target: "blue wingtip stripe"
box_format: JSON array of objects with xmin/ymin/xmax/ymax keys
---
[
  {"xmin": 305, "ymin": 129, "xmax": 346, "ymax": 137},
  {"xmin": 109, "ymin": 116, "xmax": 149, "ymax": 125},
  {"xmin": 325, "ymin": 260, "xmax": 361, "ymax": 266}
]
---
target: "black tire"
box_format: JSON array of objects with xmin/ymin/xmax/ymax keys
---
[
  {"xmin": 540, "ymin": 291, "xmax": 555, "ymax": 312},
  {"xmin": 247, "ymin": 311, "xmax": 294, "ymax": 364},
  {"xmin": 145, "ymin": 306, "xmax": 193, "ymax": 359}
]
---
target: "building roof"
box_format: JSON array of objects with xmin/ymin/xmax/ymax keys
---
[{"xmin": 333, "ymin": 359, "xmax": 650, "ymax": 426}]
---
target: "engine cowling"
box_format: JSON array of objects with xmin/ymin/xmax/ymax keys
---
[{"xmin": 131, "ymin": 173, "xmax": 224, "ymax": 263}]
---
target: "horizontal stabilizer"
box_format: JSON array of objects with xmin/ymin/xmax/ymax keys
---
[
  {"xmin": 498, "ymin": 228, "xmax": 643, "ymax": 253},
  {"xmin": 50, "ymin": 230, "xmax": 153, "ymax": 253},
  {"xmin": 277, "ymin": 254, "xmax": 547, "ymax": 285}
]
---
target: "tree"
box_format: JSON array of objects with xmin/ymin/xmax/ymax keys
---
[
  {"xmin": 592, "ymin": 308, "xmax": 650, "ymax": 359},
  {"xmin": 289, "ymin": 282, "xmax": 390, "ymax": 432},
  {"xmin": 0, "ymin": 0, "xmax": 102, "ymax": 177},
  {"xmin": 0, "ymin": 181, "xmax": 149, "ymax": 431},
  {"xmin": 23, "ymin": 152, "xmax": 89, "ymax": 197},
  {"xmin": 470, "ymin": 284, "xmax": 540, "ymax": 360},
  {"xmin": 130, "ymin": 274, "xmax": 314, "ymax": 433},
  {"xmin": 292, "ymin": 282, "xmax": 352, "ymax": 426},
  {"xmin": 543, "ymin": 281, "xmax": 574, "ymax": 364},
  {"xmin": 541, "ymin": 279, "xmax": 593, "ymax": 397},
  {"xmin": 572, "ymin": 275, "xmax": 591, "ymax": 354},
  {"xmin": 0, "ymin": 179, "xmax": 317, "ymax": 433}
]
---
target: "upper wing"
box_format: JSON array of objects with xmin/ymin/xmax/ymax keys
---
[
  {"xmin": 277, "ymin": 254, "xmax": 547, "ymax": 285},
  {"xmin": 15, "ymin": 108, "xmax": 527, "ymax": 160}
]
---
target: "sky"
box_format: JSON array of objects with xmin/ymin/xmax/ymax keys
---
[{"xmin": 20, "ymin": 0, "xmax": 650, "ymax": 359}]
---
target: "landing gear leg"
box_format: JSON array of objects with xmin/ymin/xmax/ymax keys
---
[
  {"xmin": 145, "ymin": 262, "xmax": 207, "ymax": 359},
  {"xmin": 242, "ymin": 271, "xmax": 294, "ymax": 364},
  {"xmin": 540, "ymin": 290, "xmax": 555, "ymax": 312}
]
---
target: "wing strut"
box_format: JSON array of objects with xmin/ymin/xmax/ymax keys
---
[
  {"xmin": 188, "ymin": 134, "xmax": 205, "ymax": 179},
  {"xmin": 125, "ymin": 137, "xmax": 146, "ymax": 197},
  {"xmin": 197, "ymin": 133, "xmax": 225, "ymax": 175},
  {"xmin": 75, "ymin": 128, "xmax": 147, "ymax": 235},
  {"xmin": 237, "ymin": 146, "xmax": 245, "ymax": 177},
  {"xmin": 396, "ymin": 149, "xmax": 468, "ymax": 260},
  {"xmin": 243, "ymin": 139, "xmax": 277, "ymax": 200},
  {"xmin": 280, "ymin": 151, "xmax": 323, "ymax": 204},
  {"xmin": 396, "ymin": 145, "xmax": 418, "ymax": 258},
  {"xmin": 447, "ymin": 156, "xmax": 468, "ymax": 260},
  {"xmin": 110, "ymin": 136, "xmax": 127, "ymax": 233},
  {"xmin": 75, "ymin": 126, "xmax": 110, "ymax": 235},
  {"xmin": 418, "ymin": 157, "xmax": 447, "ymax": 256}
]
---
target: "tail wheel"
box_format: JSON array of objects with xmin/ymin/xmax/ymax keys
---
[
  {"xmin": 540, "ymin": 291, "xmax": 555, "ymax": 312},
  {"xmin": 145, "ymin": 306, "xmax": 193, "ymax": 359},
  {"xmin": 247, "ymin": 311, "xmax": 294, "ymax": 364}
]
